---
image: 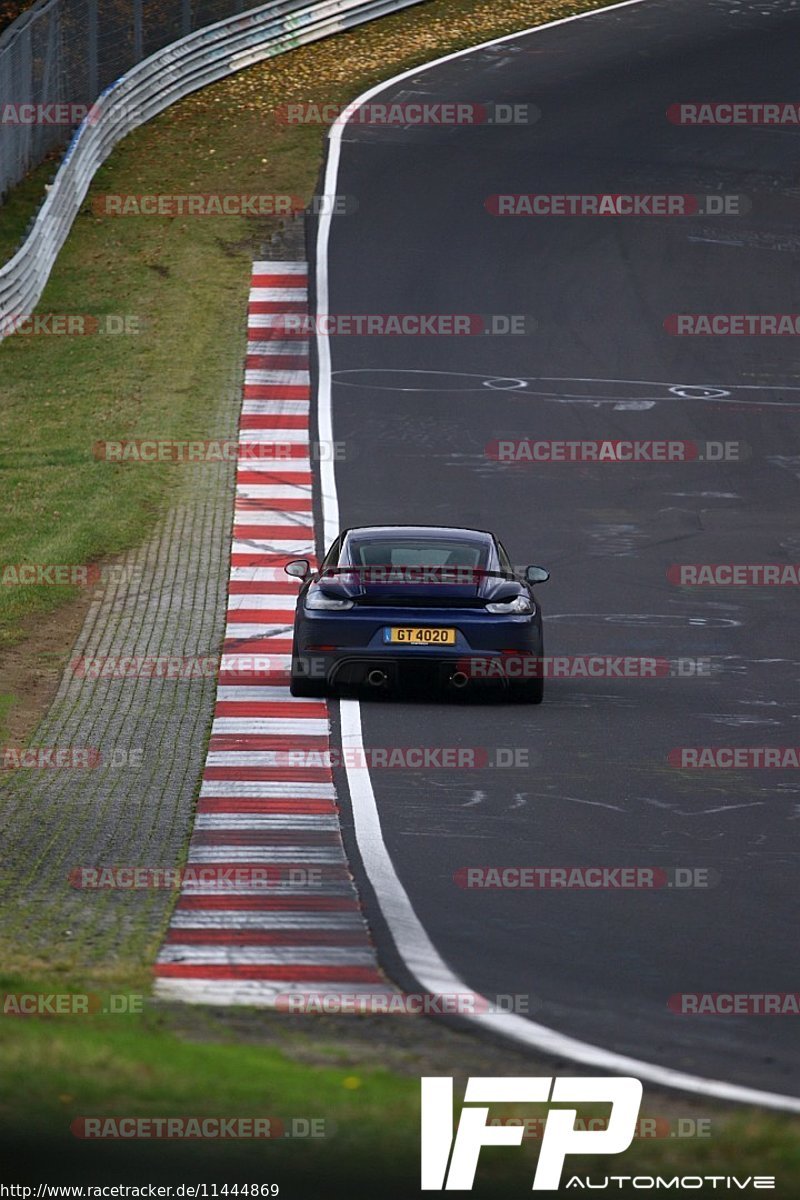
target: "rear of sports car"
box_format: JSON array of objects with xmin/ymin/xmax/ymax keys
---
[{"xmin": 289, "ymin": 527, "xmax": 545, "ymax": 702}]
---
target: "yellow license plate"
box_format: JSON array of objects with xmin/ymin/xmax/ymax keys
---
[{"xmin": 385, "ymin": 627, "xmax": 456, "ymax": 645}]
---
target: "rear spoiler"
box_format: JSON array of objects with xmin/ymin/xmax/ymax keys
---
[{"xmin": 316, "ymin": 565, "xmax": 520, "ymax": 584}]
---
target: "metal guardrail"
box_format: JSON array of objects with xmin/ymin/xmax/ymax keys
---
[{"xmin": 0, "ymin": 0, "xmax": 426, "ymax": 335}]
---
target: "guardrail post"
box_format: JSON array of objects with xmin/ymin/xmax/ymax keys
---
[{"xmin": 181, "ymin": 0, "xmax": 192, "ymax": 36}]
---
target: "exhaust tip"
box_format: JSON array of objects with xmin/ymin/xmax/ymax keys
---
[
  {"xmin": 449, "ymin": 671, "xmax": 469, "ymax": 689},
  {"xmin": 367, "ymin": 669, "xmax": 388, "ymax": 687}
]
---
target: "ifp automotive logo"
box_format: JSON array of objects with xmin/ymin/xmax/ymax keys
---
[{"xmin": 420, "ymin": 1076, "xmax": 642, "ymax": 1191}]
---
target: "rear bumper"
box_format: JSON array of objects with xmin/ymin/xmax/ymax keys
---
[
  {"xmin": 296, "ymin": 606, "xmax": 541, "ymax": 649},
  {"xmin": 292, "ymin": 603, "xmax": 544, "ymax": 688},
  {"xmin": 291, "ymin": 646, "xmax": 545, "ymax": 689}
]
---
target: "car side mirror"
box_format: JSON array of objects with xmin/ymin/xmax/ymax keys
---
[
  {"xmin": 525, "ymin": 565, "xmax": 550, "ymax": 584},
  {"xmin": 284, "ymin": 559, "xmax": 311, "ymax": 580}
]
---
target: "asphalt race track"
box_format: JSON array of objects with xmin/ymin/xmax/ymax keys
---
[{"xmin": 317, "ymin": 0, "xmax": 800, "ymax": 1095}]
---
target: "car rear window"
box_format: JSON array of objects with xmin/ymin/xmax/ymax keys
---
[{"xmin": 348, "ymin": 539, "xmax": 487, "ymax": 568}]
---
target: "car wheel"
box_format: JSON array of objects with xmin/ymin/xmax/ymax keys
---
[
  {"xmin": 289, "ymin": 645, "xmax": 330, "ymax": 698},
  {"xmin": 505, "ymin": 640, "xmax": 544, "ymax": 704}
]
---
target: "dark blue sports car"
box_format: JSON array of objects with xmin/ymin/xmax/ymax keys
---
[{"xmin": 285, "ymin": 524, "xmax": 549, "ymax": 702}]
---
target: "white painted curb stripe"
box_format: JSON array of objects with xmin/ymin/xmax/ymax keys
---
[
  {"xmin": 239, "ymin": 428, "xmax": 310, "ymax": 444},
  {"xmin": 215, "ymin": 685, "xmax": 309, "ymax": 702},
  {"xmin": 253, "ymin": 262, "xmax": 309, "ymax": 274},
  {"xmin": 249, "ymin": 287, "xmax": 309, "ymax": 301},
  {"xmin": 242, "ymin": 399, "xmax": 311, "ymax": 412},
  {"xmin": 246, "ymin": 342, "xmax": 311, "ymax": 356},
  {"xmin": 198, "ymin": 781, "xmax": 337, "ymax": 800},
  {"xmin": 187, "ymin": 847, "xmax": 346, "ymax": 864},
  {"xmin": 243, "ymin": 371, "xmax": 311, "ymax": 388},
  {"xmin": 211, "ymin": 717, "xmax": 330, "ymax": 734},
  {"xmin": 233, "ymin": 486, "xmax": 313, "ymax": 502},
  {"xmin": 160, "ymin": 946, "xmax": 379, "ymax": 966},
  {"xmin": 155, "ymin": 981, "xmax": 396, "ymax": 1006},
  {"xmin": 194, "ymin": 815, "xmax": 340, "ymax": 829},
  {"xmin": 232, "ymin": 462, "xmax": 312, "ymax": 476}
]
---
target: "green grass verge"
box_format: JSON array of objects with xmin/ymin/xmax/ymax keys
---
[{"xmin": 0, "ymin": 992, "xmax": 798, "ymax": 1193}]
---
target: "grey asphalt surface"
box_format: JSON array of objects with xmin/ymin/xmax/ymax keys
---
[{"xmin": 317, "ymin": 0, "xmax": 800, "ymax": 1095}]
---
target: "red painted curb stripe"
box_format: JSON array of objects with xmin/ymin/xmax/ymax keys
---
[
  {"xmin": 237, "ymin": 442, "xmax": 310, "ymax": 456},
  {"xmin": 155, "ymin": 964, "xmax": 384, "ymax": 982},
  {"xmin": 217, "ymin": 670, "xmax": 290, "ymax": 685},
  {"xmin": 248, "ymin": 301, "xmax": 308, "ymax": 314},
  {"xmin": 247, "ymin": 327, "xmax": 308, "ymax": 341},
  {"xmin": 235, "ymin": 470, "xmax": 312, "ymax": 484},
  {"xmin": 235, "ymin": 498, "xmax": 313, "ymax": 511},
  {"xmin": 177, "ymin": 895, "xmax": 361, "ymax": 911},
  {"xmin": 243, "ymin": 386, "xmax": 310, "ymax": 401},
  {"xmin": 227, "ymin": 581, "xmax": 302, "ymax": 595},
  {"xmin": 229, "ymin": 555, "xmax": 304, "ymax": 568},
  {"xmin": 245, "ymin": 357, "xmax": 310, "ymax": 372},
  {"xmin": 240, "ymin": 413, "xmax": 310, "ymax": 429},
  {"xmin": 222, "ymin": 638, "xmax": 293, "ymax": 653},
  {"xmin": 250, "ymin": 274, "xmax": 308, "ymax": 288},
  {"xmin": 231, "ymin": 527, "xmax": 312, "ymax": 541},
  {"xmin": 224, "ymin": 610, "xmax": 298, "ymax": 624},
  {"xmin": 202, "ymin": 767, "xmax": 334, "ymax": 783},
  {"xmin": 212, "ymin": 702, "xmax": 325, "ymax": 718}
]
